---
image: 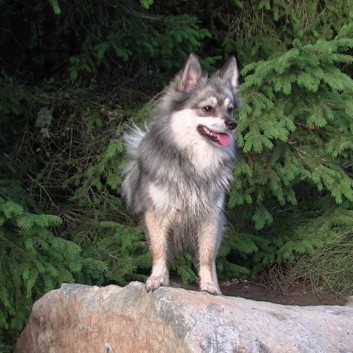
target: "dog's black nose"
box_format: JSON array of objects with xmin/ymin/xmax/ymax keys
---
[{"xmin": 225, "ymin": 119, "xmax": 237, "ymax": 131}]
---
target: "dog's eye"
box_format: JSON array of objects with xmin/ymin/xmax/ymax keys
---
[
  {"xmin": 227, "ymin": 106, "xmax": 234, "ymax": 114},
  {"xmin": 203, "ymin": 106, "xmax": 214, "ymax": 113}
]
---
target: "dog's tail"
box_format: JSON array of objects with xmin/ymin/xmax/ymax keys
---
[
  {"xmin": 122, "ymin": 125, "xmax": 146, "ymax": 216},
  {"xmin": 123, "ymin": 124, "xmax": 146, "ymax": 159}
]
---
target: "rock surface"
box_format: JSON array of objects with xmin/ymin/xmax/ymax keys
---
[{"xmin": 16, "ymin": 282, "xmax": 353, "ymax": 353}]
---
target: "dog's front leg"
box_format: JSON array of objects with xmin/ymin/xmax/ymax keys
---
[
  {"xmin": 197, "ymin": 218, "xmax": 223, "ymax": 295},
  {"xmin": 144, "ymin": 209, "xmax": 170, "ymax": 291}
]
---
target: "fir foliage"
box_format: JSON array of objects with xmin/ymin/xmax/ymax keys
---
[
  {"xmin": 0, "ymin": 182, "xmax": 106, "ymax": 345},
  {"xmin": 222, "ymin": 0, "xmax": 353, "ymax": 64},
  {"xmin": 0, "ymin": 0, "xmax": 210, "ymax": 86},
  {"xmin": 230, "ymin": 27, "xmax": 353, "ymax": 229},
  {"xmin": 0, "ymin": 84, "xmax": 146, "ymax": 346},
  {"xmin": 288, "ymin": 217, "xmax": 353, "ymax": 295},
  {"xmin": 253, "ymin": 205, "xmax": 353, "ymax": 295}
]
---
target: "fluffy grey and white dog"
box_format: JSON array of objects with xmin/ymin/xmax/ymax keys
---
[{"xmin": 122, "ymin": 54, "xmax": 241, "ymax": 295}]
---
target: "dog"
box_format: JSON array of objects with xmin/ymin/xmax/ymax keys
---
[{"xmin": 121, "ymin": 53, "xmax": 241, "ymax": 295}]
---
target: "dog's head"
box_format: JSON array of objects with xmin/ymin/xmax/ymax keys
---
[{"xmin": 163, "ymin": 54, "xmax": 241, "ymax": 149}]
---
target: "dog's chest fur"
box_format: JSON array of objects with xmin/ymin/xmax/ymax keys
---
[{"xmin": 140, "ymin": 130, "xmax": 233, "ymax": 220}]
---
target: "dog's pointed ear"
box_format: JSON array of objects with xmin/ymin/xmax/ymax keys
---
[
  {"xmin": 216, "ymin": 56, "xmax": 239, "ymax": 90},
  {"xmin": 178, "ymin": 54, "xmax": 202, "ymax": 92}
]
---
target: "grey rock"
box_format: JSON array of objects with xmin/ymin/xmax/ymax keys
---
[{"xmin": 15, "ymin": 282, "xmax": 353, "ymax": 353}]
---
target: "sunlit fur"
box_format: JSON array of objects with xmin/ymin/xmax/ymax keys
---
[{"xmin": 122, "ymin": 54, "xmax": 241, "ymax": 295}]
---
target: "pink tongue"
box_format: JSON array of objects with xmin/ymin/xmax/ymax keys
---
[{"xmin": 216, "ymin": 133, "xmax": 231, "ymax": 147}]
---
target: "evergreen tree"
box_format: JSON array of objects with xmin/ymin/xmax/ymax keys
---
[
  {"xmin": 0, "ymin": 181, "xmax": 107, "ymax": 347},
  {"xmin": 221, "ymin": 24, "xmax": 353, "ymax": 280}
]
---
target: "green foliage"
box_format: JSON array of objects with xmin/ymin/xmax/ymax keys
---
[
  {"xmin": 139, "ymin": 0, "xmax": 154, "ymax": 9},
  {"xmin": 0, "ymin": 0, "xmax": 210, "ymax": 86},
  {"xmin": 2, "ymin": 84, "xmax": 152, "ymax": 287},
  {"xmin": 221, "ymin": 203, "xmax": 353, "ymax": 286},
  {"xmin": 170, "ymin": 254, "xmax": 199, "ymax": 284},
  {"xmin": 0, "ymin": 182, "xmax": 106, "ymax": 345},
  {"xmin": 221, "ymin": 22, "xmax": 353, "ymax": 281},
  {"xmin": 229, "ymin": 28, "xmax": 353, "ymax": 231},
  {"xmin": 222, "ymin": 0, "xmax": 353, "ymax": 64},
  {"xmin": 261, "ymin": 206, "xmax": 353, "ymax": 295},
  {"xmin": 288, "ymin": 218, "xmax": 353, "ymax": 295},
  {"xmin": 49, "ymin": 0, "xmax": 61, "ymax": 15},
  {"xmin": 0, "ymin": 83, "xmax": 149, "ymax": 346},
  {"xmin": 93, "ymin": 222, "xmax": 149, "ymax": 283},
  {"xmin": 68, "ymin": 9, "xmax": 210, "ymax": 82}
]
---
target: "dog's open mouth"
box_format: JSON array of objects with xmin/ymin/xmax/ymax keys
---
[{"xmin": 197, "ymin": 125, "xmax": 232, "ymax": 147}]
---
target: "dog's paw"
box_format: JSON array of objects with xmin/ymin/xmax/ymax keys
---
[
  {"xmin": 200, "ymin": 282, "xmax": 223, "ymax": 296},
  {"xmin": 145, "ymin": 275, "xmax": 169, "ymax": 292}
]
